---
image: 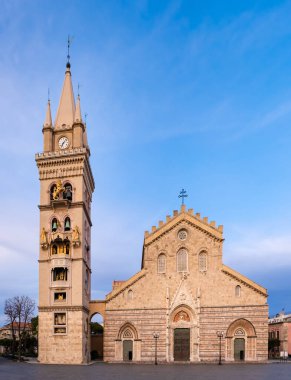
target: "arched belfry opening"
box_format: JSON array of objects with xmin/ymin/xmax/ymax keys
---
[{"xmin": 90, "ymin": 313, "xmax": 104, "ymax": 361}]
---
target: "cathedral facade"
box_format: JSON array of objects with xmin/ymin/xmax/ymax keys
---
[
  {"xmin": 103, "ymin": 206, "xmax": 268, "ymax": 363},
  {"xmin": 36, "ymin": 62, "xmax": 268, "ymax": 364}
]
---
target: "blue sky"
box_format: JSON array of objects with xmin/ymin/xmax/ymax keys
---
[{"xmin": 0, "ymin": 0, "xmax": 291, "ymax": 323}]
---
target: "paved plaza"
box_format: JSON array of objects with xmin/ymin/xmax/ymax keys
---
[{"xmin": 0, "ymin": 358, "xmax": 291, "ymax": 380}]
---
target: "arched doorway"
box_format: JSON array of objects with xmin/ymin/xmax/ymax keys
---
[
  {"xmin": 121, "ymin": 326, "xmax": 135, "ymax": 361},
  {"xmin": 115, "ymin": 323, "xmax": 141, "ymax": 362},
  {"xmin": 90, "ymin": 313, "xmax": 104, "ymax": 361},
  {"xmin": 123, "ymin": 339, "xmax": 133, "ymax": 361},
  {"xmin": 170, "ymin": 307, "xmax": 196, "ymax": 362},
  {"xmin": 226, "ymin": 319, "xmax": 257, "ymax": 361}
]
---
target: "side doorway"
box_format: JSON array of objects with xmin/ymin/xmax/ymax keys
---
[
  {"xmin": 234, "ymin": 338, "xmax": 245, "ymax": 361},
  {"xmin": 123, "ymin": 340, "xmax": 133, "ymax": 361}
]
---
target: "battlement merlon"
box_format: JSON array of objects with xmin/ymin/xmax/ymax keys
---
[{"xmin": 144, "ymin": 204, "xmax": 223, "ymax": 244}]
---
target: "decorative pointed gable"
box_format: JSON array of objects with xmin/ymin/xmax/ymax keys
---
[
  {"xmin": 44, "ymin": 100, "xmax": 52, "ymax": 127},
  {"xmin": 54, "ymin": 64, "xmax": 75, "ymax": 129},
  {"xmin": 170, "ymin": 277, "xmax": 197, "ymax": 312}
]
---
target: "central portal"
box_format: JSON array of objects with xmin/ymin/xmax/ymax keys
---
[{"xmin": 174, "ymin": 328, "xmax": 190, "ymax": 361}]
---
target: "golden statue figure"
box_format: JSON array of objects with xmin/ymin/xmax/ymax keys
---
[
  {"xmin": 72, "ymin": 225, "xmax": 80, "ymax": 241},
  {"xmin": 40, "ymin": 227, "xmax": 47, "ymax": 245},
  {"xmin": 52, "ymin": 180, "xmax": 65, "ymax": 200}
]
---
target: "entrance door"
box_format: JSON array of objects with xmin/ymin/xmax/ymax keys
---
[
  {"xmin": 174, "ymin": 328, "xmax": 190, "ymax": 361},
  {"xmin": 234, "ymin": 338, "xmax": 245, "ymax": 361},
  {"xmin": 123, "ymin": 340, "xmax": 133, "ymax": 361}
]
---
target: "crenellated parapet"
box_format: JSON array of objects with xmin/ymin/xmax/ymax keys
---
[
  {"xmin": 35, "ymin": 147, "xmax": 88, "ymax": 160},
  {"xmin": 144, "ymin": 204, "xmax": 223, "ymax": 244}
]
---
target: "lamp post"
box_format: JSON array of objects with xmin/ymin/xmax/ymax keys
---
[
  {"xmin": 216, "ymin": 331, "xmax": 224, "ymax": 365},
  {"xmin": 153, "ymin": 332, "xmax": 159, "ymax": 365}
]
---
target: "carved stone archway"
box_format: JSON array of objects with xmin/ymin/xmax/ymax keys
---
[
  {"xmin": 169, "ymin": 305, "xmax": 198, "ymax": 362},
  {"xmin": 225, "ymin": 318, "xmax": 257, "ymax": 361},
  {"xmin": 115, "ymin": 322, "xmax": 141, "ymax": 362}
]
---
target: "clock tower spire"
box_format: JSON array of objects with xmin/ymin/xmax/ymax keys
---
[
  {"xmin": 36, "ymin": 59, "xmax": 95, "ymax": 364},
  {"xmin": 54, "ymin": 63, "xmax": 75, "ymax": 130}
]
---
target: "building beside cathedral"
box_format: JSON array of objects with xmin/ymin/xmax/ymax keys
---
[{"xmin": 36, "ymin": 61, "xmax": 268, "ymax": 364}]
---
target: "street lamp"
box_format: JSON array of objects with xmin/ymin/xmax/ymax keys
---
[
  {"xmin": 153, "ymin": 332, "xmax": 159, "ymax": 365},
  {"xmin": 216, "ymin": 331, "xmax": 224, "ymax": 365}
]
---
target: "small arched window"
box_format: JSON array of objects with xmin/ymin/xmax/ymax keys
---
[
  {"xmin": 157, "ymin": 254, "xmax": 166, "ymax": 273},
  {"xmin": 51, "ymin": 218, "xmax": 58, "ymax": 232},
  {"xmin": 63, "ymin": 238, "xmax": 70, "ymax": 255},
  {"xmin": 235, "ymin": 285, "xmax": 241, "ymax": 297},
  {"xmin": 177, "ymin": 249, "xmax": 188, "ymax": 272},
  {"xmin": 63, "ymin": 183, "xmax": 73, "ymax": 201},
  {"xmin": 198, "ymin": 251, "xmax": 207, "ymax": 272},
  {"xmin": 64, "ymin": 217, "xmax": 71, "ymax": 231},
  {"xmin": 128, "ymin": 289, "xmax": 133, "ymax": 301},
  {"xmin": 52, "ymin": 267, "xmax": 68, "ymax": 281}
]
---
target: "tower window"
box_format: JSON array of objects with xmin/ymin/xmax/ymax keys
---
[
  {"xmin": 177, "ymin": 249, "xmax": 188, "ymax": 272},
  {"xmin": 64, "ymin": 217, "xmax": 71, "ymax": 231},
  {"xmin": 63, "ymin": 239, "xmax": 70, "ymax": 255},
  {"xmin": 52, "ymin": 267, "xmax": 68, "ymax": 281},
  {"xmin": 51, "ymin": 244, "xmax": 58, "ymax": 255},
  {"xmin": 54, "ymin": 292, "xmax": 66, "ymax": 301},
  {"xmin": 51, "ymin": 218, "xmax": 58, "ymax": 232},
  {"xmin": 63, "ymin": 183, "xmax": 72, "ymax": 201},
  {"xmin": 54, "ymin": 312, "xmax": 66, "ymax": 334},
  {"xmin": 51, "ymin": 237, "xmax": 70, "ymax": 255},
  {"xmin": 157, "ymin": 254, "xmax": 166, "ymax": 273}
]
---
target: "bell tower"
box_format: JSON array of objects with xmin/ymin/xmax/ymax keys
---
[{"xmin": 35, "ymin": 61, "xmax": 94, "ymax": 364}]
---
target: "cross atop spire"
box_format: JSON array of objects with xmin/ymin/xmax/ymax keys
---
[
  {"xmin": 54, "ymin": 42, "xmax": 76, "ymax": 129},
  {"xmin": 178, "ymin": 188, "xmax": 188, "ymax": 206},
  {"xmin": 67, "ymin": 35, "xmax": 71, "ymax": 69}
]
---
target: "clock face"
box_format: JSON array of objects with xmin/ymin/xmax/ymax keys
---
[{"xmin": 58, "ymin": 136, "xmax": 69, "ymax": 149}]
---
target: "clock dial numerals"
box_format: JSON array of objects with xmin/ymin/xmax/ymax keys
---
[{"xmin": 58, "ymin": 137, "xmax": 69, "ymax": 149}]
